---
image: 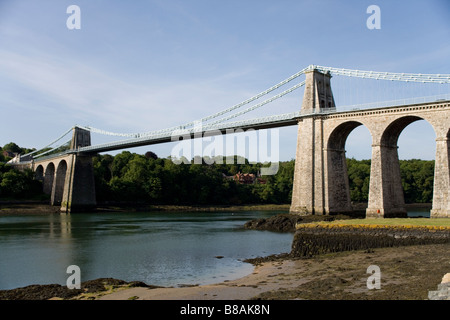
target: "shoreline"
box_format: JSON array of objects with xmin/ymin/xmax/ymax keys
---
[
  {"xmin": 0, "ymin": 202, "xmax": 294, "ymax": 216},
  {"xmin": 0, "ymin": 202, "xmax": 291, "ymax": 216},
  {"xmin": 96, "ymin": 203, "xmax": 292, "ymax": 213},
  {"xmin": 0, "ymin": 201, "xmax": 432, "ymax": 215}
]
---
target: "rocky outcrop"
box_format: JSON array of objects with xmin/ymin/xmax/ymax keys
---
[
  {"xmin": 428, "ymin": 273, "xmax": 450, "ymax": 300},
  {"xmin": 243, "ymin": 214, "xmax": 352, "ymax": 232},
  {"xmin": 0, "ymin": 278, "xmax": 152, "ymax": 300}
]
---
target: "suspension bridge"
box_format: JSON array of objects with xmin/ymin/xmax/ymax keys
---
[{"xmin": 8, "ymin": 64, "xmax": 450, "ymax": 217}]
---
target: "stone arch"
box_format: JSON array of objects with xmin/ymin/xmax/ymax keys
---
[
  {"xmin": 35, "ymin": 165, "xmax": 44, "ymax": 182},
  {"xmin": 325, "ymin": 121, "xmax": 371, "ymax": 214},
  {"xmin": 43, "ymin": 163, "xmax": 55, "ymax": 195},
  {"xmin": 51, "ymin": 160, "xmax": 67, "ymax": 206},
  {"xmin": 380, "ymin": 116, "xmax": 427, "ymax": 147},
  {"xmin": 327, "ymin": 121, "xmax": 366, "ymax": 151},
  {"xmin": 367, "ymin": 116, "xmax": 437, "ymax": 218}
]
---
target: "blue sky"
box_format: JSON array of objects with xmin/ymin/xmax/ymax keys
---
[{"xmin": 1, "ymin": 0, "xmax": 449, "ymax": 161}]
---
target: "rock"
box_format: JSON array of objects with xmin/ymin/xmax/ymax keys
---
[
  {"xmin": 243, "ymin": 213, "xmax": 352, "ymax": 233},
  {"xmin": 0, "ymin": 278, "xmax": 151, "ymax": 300},
  {"xmin": 0, "ymin": 284, "xmax": 82, "ymax": 300},
  {"xmin": 243, "ymin": 214, "xmax": 298, "ymax": 232},
  {"xmin": 428, "ymin": 274, "xmax": 450, "ymax": 300}
]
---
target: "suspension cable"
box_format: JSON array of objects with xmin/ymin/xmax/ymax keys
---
[
  {"xmin": 313, "ymin": 65, "xmax": 450, "ymax": 83},
  {"xmin": 78, "ymin": 67, "xmax": 310, "ymax": 138},
  {"xmin": 207, "ymin": 80, "xmax": 306, "ymax": 126},
  {"xmin": 42, "ymin": 65, "xmax": 450, "ymax": 143},
  {"xmin": 22, "ymin": 127, "xmax": 74, "ymax": 157},
  {"xmin": 33, "ymin": 139, "xmax": 72, "ymax": 158}
]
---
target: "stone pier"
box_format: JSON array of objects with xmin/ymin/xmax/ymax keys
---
[{"xmin": 31, "ymin": 127, "xmax": 97, "ymax": 213}]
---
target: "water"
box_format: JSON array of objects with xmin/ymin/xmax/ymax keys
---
[
  {"xmin": 0, "ymin": 210, "xmax": 293, "ymax": 290},
  {"xmin": 0, "ymin": 208, "xmax": 430, "ymax": 291},
  {"xmin": 407, "ymin": 207, "xmax": 431, "ymax": 218}
]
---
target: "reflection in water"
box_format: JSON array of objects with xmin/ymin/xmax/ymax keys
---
[
  {"xmin": 0, "ymin": 211, "xmax": 293, "ymax": 290},
  {"xmin": 48, "ymin": 213, "xmax": 72, "ymax": 239}
]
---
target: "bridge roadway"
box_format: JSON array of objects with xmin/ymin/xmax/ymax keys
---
[{"xmin": 73, "ymin": 112, "xmax": 301, "ymax": 154}]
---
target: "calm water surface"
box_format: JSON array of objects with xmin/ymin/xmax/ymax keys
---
[{"xmin": 0, "ymin": 210, "xmax": 293, "ymax": 290}]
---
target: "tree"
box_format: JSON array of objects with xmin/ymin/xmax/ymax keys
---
[
  {"xmin": 84, "ymin": 151, "xmax": 436, "ymax": 206},
  {"xmin": 111, "ymin": 151, "xmax": 133, "ymax": 177},
  {"xmin": 400, "ymin": 159, "xmax": 434, "ymax": 203},
  {"xmin": 3, "ymin": 142, "xmax": 22, "ymax": 154},
  {"xmin": 92, "ymin": 154, "xmax": 114, "ymax": 201},
  {"xmin": 0, "ymin": 165, "xmax": 43, "ymax": 199},
  {"xmin": 347, "ymin": 158, "xmax": 371, "ymax": 202},
  {"xmin": 2, "ymin": 142, "xmax": 35, "ymax": 155},
  {"xmin": 145, "ymin": 151, "xmax": 158, "ymax": 160}
]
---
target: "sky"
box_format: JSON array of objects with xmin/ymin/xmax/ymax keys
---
[{"xmin": 1, "ymin": 0, "xmax": 449, "ymax": 162}]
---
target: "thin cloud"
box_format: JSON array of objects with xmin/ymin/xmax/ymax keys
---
[{"xmin": 0, "ymin": 48, "xmax": 263, "ymax": 138}]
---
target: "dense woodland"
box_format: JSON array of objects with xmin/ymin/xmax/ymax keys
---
[{"xmin": 0, "ymin": 142, "xmax": 436, "ymax": 205}]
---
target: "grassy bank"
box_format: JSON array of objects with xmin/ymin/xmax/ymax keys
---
[
  {"xmin": 0, "ymin": 201, "xmax": 434, "ymax": 215},
  {"xmin": 0, "ymin": 202, "xmax": 291, "ymax": 215},
  {"xmin": 299, "ymin": 218, "xmax": 450, "ymax": 228},
  {"xmin": 96, "ymin": 203, "xmax": 291, "ymax": 213}
]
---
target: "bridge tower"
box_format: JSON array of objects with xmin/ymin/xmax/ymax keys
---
[
  {"xmin": 290, "ymin": 67, "xmax": 350, "ymax": 215},
  {"xmin": 290, "ymin": 67, "xmax": 449, "ymax": 218},
  {"xmin": 59, "ymin": 126, "xmax": 96, "ymax": 213}
]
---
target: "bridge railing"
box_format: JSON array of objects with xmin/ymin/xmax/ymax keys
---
[{"xmin": 336, "ymin": 93, "xmax": 450, "ymax": 113}]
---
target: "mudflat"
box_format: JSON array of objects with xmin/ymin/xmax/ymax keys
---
[{"xmin": 94, "ymin": 243, "xmax": 449, "ymax": 300}]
